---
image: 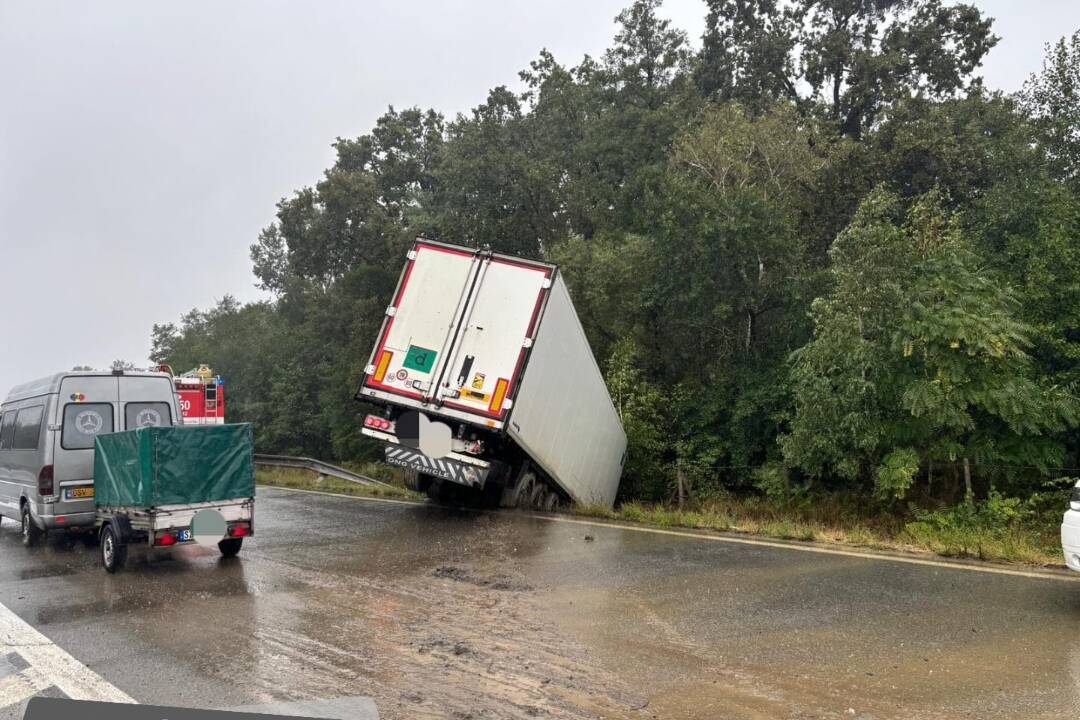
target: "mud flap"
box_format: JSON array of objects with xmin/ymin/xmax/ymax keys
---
[{"xmin": 384, "ymin": 446, "xmax": 489, "ymax": 489}]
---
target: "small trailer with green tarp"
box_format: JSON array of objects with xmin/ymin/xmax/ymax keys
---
[{"xmin": 93, "ymin": 423, "xmax": 256, "ymax": 572}]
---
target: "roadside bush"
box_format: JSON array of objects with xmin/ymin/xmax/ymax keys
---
[
  {"xmin": 903, "ymin": 491, "xmax": 1034, "ymax": 558},
  {"xmin": 874, "ymin": 448, "xmax": 920, "ymax": 501}
]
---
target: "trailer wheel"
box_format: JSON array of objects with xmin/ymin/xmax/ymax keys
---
[
  {"xmin": 513, "ymin": 473, "xmax": 536, "ymax": 509},
  {"xmin": 528, "ymin": 481, "xmax": 547, "ymax": 510},
  {"xmin": 21, "ymin": 503, "xmax": 44, "ymax": 547},
  {"xmin": 218, "ymin": 538, "xmax": 243, "ymax": 558},
  {"xmin": 542, "ymin": 490, "xmax": 560, "ymax": 513},
  {"xmin": 402, "ymin": 470, "xmax": 434, "ymax": 494},
  {"xmin": 100, "ymin": 524, "xmax": 127, "ymax": 573}
]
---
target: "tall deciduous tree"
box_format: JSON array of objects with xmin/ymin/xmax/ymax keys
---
[
  {"xmin": 1021, "ymin": 30, "xmax": 1080, "ymax": 187},
  {"xmin": 697, "ymin": 0, "xmax": 997, "ymax": 138}
]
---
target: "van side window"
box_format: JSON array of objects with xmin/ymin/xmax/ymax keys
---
[
  {"xmin": 12, "ymin": 406, "xmax": 44, "ymax": 450},
  {"xmin": 61, "ymin": 403, "xmax": 114, "ymax": 450},
  {"xmin": 124, "ymin": 402, "xmax": 173, "ymax": 429},
  {"xmin": 0, "ymin": 411, "xmax": 15, "ymax": 450}
]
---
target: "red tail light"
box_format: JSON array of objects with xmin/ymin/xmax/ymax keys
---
[
  {"xmin": 363, "ymin": 415, "xmax": 393, "ymax": 432},
  {"xmin": 155, "ymin": 532, "xmax": 177, "ymax": 547},
  {"xmin": 228, "ymin": 524, "xmax": 250, "ymax": 538},
  {"xmin": 37, "ymin": 465, "xmax": 54, "ymax": 496}
]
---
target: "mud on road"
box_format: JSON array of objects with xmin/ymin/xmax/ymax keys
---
[{"xmin": 3, "ymin": 487, "xmax": 1080, "ymax": 720}]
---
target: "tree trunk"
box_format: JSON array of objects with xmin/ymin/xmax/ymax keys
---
[
  {"xmin": 963, "ymin": 458, "xmax": 973, "ymax": 505},
  {"xmin": 927, "ymin": 459, "xmax": 933, "ymax": 498},
  {"xmin": 676, "ymin": 464, "xmax": 686, "ymax": 510}
]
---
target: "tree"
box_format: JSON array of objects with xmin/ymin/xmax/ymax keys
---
[
  {"xmin": 1020, "ymin": 30, "xmax": 1080, "ymax": 186},
  {"xmin": 696, "ymin": 0, "xmax": 800, "ymax": 109},
  {"xmin": 784, "ymin": 188, "xmax": 1079, "ymax": 499},
  {"xmin": 697, "ymin": 0, "xmax": 998, "ymax": 138}
]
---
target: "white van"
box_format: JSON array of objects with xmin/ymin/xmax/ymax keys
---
[{"xmin": 0, "ymin": 369, "xmax": 180, "ymax": 545}]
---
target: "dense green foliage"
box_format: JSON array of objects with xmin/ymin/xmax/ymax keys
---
[{"xmin": 152, "ymin": 3, "xmax": 1080, "ymax": 511}]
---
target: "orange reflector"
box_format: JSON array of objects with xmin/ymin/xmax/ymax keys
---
[
  {"xmin": 489, "ymin": 378, "xmax": 509, "ymax": 414},
  {"xmin": 373, "ymin": 351, "xmax": 393, "ymax": 383}
]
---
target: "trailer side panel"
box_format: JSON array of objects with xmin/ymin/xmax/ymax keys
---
[{"xmin": 507, "ymin": 276, "xmax": 626, "ymax": 507}]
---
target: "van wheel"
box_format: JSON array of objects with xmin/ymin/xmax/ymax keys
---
[
  {"xmin": 21, "ymin": 504, "xmax": 44, "ymax": 547},
  {"xmin": 100, "ymin": 524, "xmax": 127, "ymax": 573},
  {"xmin": 218, "ymin": 538, "xmax": 243, "ymax": 558}
]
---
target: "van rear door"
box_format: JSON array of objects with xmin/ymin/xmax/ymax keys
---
[
  {"xmin": 118, "ymin": 374, "xmax": 177, "ymax": 430},
  {"xmin": 54, "ymin": 375, "xmax": 119, "ymax": 494}
]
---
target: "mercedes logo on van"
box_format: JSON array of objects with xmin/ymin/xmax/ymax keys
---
[
  {"xmin": 75, "ymin": 410, "xmax": 103, "ymax": 434},
  {"xmin": 135, "ymin": 408, "xmax": 162, "ymax": 427}
]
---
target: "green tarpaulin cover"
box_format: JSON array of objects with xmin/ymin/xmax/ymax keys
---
[{"xmin": 94, "ymin": 424, "xmax": 255, "ymax": 507}]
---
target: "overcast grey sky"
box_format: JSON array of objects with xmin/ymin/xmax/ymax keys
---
[{"xmin": 1, "ymin": 1, "xmax": 1077, "ymax": 395}]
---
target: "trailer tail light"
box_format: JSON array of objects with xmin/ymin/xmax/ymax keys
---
[
  {"xmin": 489, "ymin": 378, "xmax": 509, "ymax": 414},
  {"xmin": 373, "ymin": 351, "xmax": 393, "ymax": 383},
  {"xmin": 363, "ymin": 415, "xmax": 394, "ymax": 432},
  {"xmin": 228, "ymin": 523, "xmax": 250, "ymax": 538},
  {"xmin": 37, "ymin": 465, "xmax": 54, "ymax": 496},
  {"xmin": 155, "ymin": 532, "xmax": 177, "ymax": 547}
]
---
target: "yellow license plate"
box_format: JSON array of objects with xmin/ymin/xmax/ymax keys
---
[{"xmin": 66, "ymin": 487, "xmax": 94, "ymax": 499}]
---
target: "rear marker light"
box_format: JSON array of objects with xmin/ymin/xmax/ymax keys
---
[
  {"xmin": 363, "ymin": 415, "xmax": 393, "ymax": 432},
  {"xmin": 229, "ymin": 524, "xmax": 250, "ymax": 538},
  {"xmin": 156, "ymin": 533, "xmax": 177, "ymax": 547},
  {"xmin": 489, "ymin": 378, "xmax": 509, "ymax": 414},
  {"xmin": 373, "ymin": 351, "xmax": 393, "ymax": 383}
]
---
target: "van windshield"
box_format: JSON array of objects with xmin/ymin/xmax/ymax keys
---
[
  {"xmin": 124, "ymin": 402, "xmax": 173, "ymax": 429},
  {"xmin": 61, "ymin": 403, "xmax": 115, "ymax": 450}
]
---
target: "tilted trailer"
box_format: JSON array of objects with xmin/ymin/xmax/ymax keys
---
[{"xmin": 357, "ymin": 239, "xmax": 626, "ymax": 510}]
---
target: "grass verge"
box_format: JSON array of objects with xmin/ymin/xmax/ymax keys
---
[{"xmin": 575, "ymin": 494, "xmax": 1064, "ymax": 567}]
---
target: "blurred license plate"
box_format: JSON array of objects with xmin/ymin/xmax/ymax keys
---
[
  {"xmin": 177, "ymin": 529, "xmax": 192, "ymax": 542},
  {"xmin": 64, "ymin": 487, "xmax": 93, "ymax": 500}
]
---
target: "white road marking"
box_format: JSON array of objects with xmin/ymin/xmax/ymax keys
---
[
  {"xmin": 0, "ymin": 599, "xmax": 134, "ymax": 706},
  {"xmin": 261, "ymin": 484, "xmax": 1080, "ymax": 583}
]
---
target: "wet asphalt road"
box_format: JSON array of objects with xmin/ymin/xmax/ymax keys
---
[{"xmin": 2, "ymin": 486, "xmax": 1080, "ymax": 719}]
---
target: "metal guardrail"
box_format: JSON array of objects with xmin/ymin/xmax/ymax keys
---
[{"xmin": 253, "ymin": 454, "xmax": 394, "ymax": 489}]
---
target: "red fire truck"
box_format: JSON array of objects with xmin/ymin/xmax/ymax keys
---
[{"xmin": 169, "ymin": 365, "xmax": 226, "ymax": 425}]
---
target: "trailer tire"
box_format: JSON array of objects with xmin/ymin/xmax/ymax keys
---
[
  {"xmin": 100, "ymin": 524, "xmax": 127, "ymax": 573},
  {"xmin": 21, "ymin": 503, "xmax": 44, "ymax": 547},
  {"xmin": 218, "ymin": 538, "xmax": 243, "ymax": 558},
  {"xmin": 402, "ymin": 469, "xmax": 434, "ymax": 494}
]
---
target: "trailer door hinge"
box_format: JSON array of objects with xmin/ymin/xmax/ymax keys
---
[
  {"xmin": 502, "ymin": 399, "xmax": 513, "ymax": 410},
  {"xmin": 522, "ymin": 338, "xmax": 533, "ymax": 349},
  {"xmin": 364, "ymin": 364, "xmax": 376, "ymax": 375},
  {"xmin": 541, "ymin": 278, "xmax": 552, "ymax": 289},
  {"xmin": 386, "ymin": 306, "xmax": 397, "ymax": 317},
  {"xmin": 407, "ymin": 250, "xmax": 417, "ymax": 260}
]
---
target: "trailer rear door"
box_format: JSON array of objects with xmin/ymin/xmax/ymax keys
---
[{"xmin": 359, "ymin": 241, "xmax": 554, "ymax": 430}]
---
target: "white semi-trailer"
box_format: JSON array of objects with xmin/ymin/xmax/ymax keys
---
[{"xmin": 357, "ymin": 239, "xmax": 626, "ymax": 509}]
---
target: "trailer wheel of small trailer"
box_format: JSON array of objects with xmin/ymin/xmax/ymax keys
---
[
  {"xmin": 100, "ymin": 523, "xmax": 128, "ymax": 573},
  {"xmin": 218, "ymin": 538, "xmax": 243, "ymax": 558},
  {"xmin": 21, "ymin": 503, "xmax": 43, "ymax": 548}
]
